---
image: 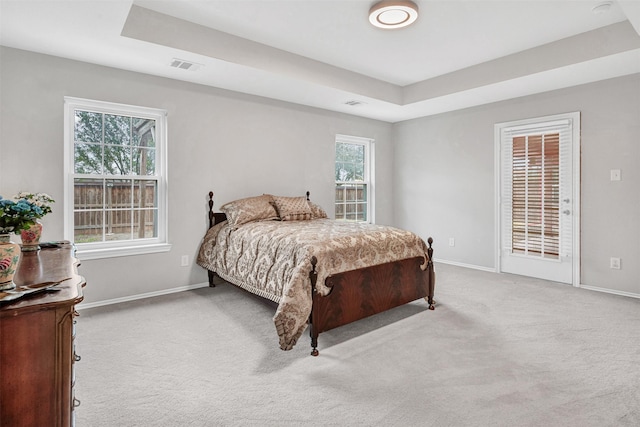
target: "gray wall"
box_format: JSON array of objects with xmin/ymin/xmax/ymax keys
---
[
  {"xmin": 394, "ymin": 74, "xmax": 640, "ymax": 296},
  {"xmin": 0, "ymin": 47, "xmax": 394, "ymax": 305},
  {"xmin": 2, "ymin": 46, "xmax": 638, "ymax": 302}
]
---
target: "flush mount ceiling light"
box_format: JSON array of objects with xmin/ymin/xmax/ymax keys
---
[{"xmin": 369, "ymin": 0, "xmax": 419, "ymax": 29}]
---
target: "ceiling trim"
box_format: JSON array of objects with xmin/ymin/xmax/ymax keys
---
[
  {"xmin": 121, "ymin": 4, "xmax": 403, "ymax": 105},
  {"xmin": 122, "ymin": 4, "xmax": 640, "ymax": 116},
  {"xmin": 404, "ymin": 21, "xmax": 640, "ymax": 104}
]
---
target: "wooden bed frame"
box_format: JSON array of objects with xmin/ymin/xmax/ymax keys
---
[{"xmin": 205, "ymin": 191, "xmax": 436, "ymax": 356}]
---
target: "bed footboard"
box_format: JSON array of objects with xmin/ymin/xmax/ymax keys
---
[{"xmin": 308, "ymin": 240, "xmax": 435, "ymax": 356}]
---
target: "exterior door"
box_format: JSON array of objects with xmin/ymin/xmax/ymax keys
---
[{"xmin": 496, "ymin": 113, "xmax": 580, "ymax": 285}]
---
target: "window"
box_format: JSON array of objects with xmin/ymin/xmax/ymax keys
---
[
  {"xmin": 64, "ymin": 97, "xmax": 170, "ymax": 259},
  {"xmin": 511, "ymin": 132, "xmax": 560, "ymax": 258},
  {"xmin": 334, "ymin": 135, "xmax": 374, "ymax": 222}
]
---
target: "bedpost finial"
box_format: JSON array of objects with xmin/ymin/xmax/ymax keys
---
[
  {"xmin": 306, "ymin": 191, "xmax": 310, "ymax": 201},
  {"xmin": 427, "ymin": 237, "xmax": 433, "ymax": 247},
  {"xmin": 208, "ymin": 191, "xmax": 215, "ymax": 228}
]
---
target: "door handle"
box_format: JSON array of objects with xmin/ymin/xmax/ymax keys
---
[
  {"xmin": 563, "ymin": 198, "xmax": 571, "ymax": 203},
  {"xmin": 563, "ymin": 210, "xmax": 571, "ymax": 215}
]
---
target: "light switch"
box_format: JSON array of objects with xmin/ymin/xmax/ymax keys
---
[{"xmin": 610, "ymin": 169, "xmax": 621, "ymax": 181}]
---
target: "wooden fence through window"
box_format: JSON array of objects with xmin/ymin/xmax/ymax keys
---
[
  {"xmin": 335, "ymin": 184, "xmax": 367, "ymax": 221},
  {"xmin": 74, "ymin": 182, "xmax": 156, "ymax": 239}
]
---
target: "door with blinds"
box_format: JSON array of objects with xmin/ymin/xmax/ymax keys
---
[{"xmin": 496, "ymin": 112, "xmax": 580, "ymax": 285}]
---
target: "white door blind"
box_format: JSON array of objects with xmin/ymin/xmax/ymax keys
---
[
  {"xmin": 501, "ymin": 120, "xmax": 573, "ymax": 260},
  {"xmin": 512, "ymin": 133, "xmax": 560, "ymax": 258}
]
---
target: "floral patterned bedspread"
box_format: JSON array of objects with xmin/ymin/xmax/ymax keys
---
[{"xmin": 196, "ymin": 219, "xmax": 430, "ymax": 351}]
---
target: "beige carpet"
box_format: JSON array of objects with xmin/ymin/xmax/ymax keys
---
[{"xmin": 75, "ymin": 263, "xmax": 640, "ymax": 426}]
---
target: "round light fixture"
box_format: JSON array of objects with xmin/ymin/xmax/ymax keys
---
[{"xmin": 369, "ymin": 0, "xmax": 419, "ymax": 29}]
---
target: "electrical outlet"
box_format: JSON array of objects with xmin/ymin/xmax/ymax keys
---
[
  {"xmin": 449, "ymin": 237, "xmax": 455, "ymax": 247},
  {"xmin": 181, "ymin": 255, "xmax": 189, "ymax": 267},
  {"xmin": 610, "ymin": 257, "xmax": 621, "ymax": 270}
]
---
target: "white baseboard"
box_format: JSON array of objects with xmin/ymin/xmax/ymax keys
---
[
  {"xmin": 77, "ymin": 282, "xmax": 210, "ymax": 310},
  {"xmin": 435, "ymin": 259, "xmax": 640, "ymax": 300},
  {"xmin": 433, "ymin": 258, "xmax": 496, "ymax": 273},
  {"xmin": 579, "ymin": 284, "xmax": 640, "ymax": 300}
]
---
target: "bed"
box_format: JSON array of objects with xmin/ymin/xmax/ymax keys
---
[{"xmin": 197, "ymin": 191, "xmax": 435, "ymax": 356}]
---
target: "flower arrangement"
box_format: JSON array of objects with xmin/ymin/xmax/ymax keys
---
[
  {"xmin": 13, "ymin": 192, "xmax": 54, "ymax": 217},
  {"xmin": 0, "ymin": 192, "xmax": 55, "ymax": 234}
]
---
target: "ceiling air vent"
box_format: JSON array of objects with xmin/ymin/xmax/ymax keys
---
[
  {"xmin": 169, "ymin": 58, "xmax": 202, "ymax": 71},
  {"xmin": 344, "ymin": 100, "xmax": 367, "ymax": 107}
]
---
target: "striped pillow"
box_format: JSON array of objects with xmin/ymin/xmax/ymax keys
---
[
  {"xmin": 308, "ymin": 201, "xmax": 328, "ymax": 219},
  {"xmin": 272, "ymin": 196, "xmax": 313, "ymax": 221}
]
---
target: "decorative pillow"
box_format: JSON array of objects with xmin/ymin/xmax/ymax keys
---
[
  {"xmin": 308, "ymin": 201, "xmax": 328, "ymax": 219},
  {"xmin": 220, "ymin": 195, "xmax": 279, "ymax": 227},
  {"xmin": 272, "ymin": 196, "xmax": 313, "ymax": 221}
]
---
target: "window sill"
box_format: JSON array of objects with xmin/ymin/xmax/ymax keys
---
[{"xmin": 74, "ymin": 243, "xmax": 172, "ymax": 260}]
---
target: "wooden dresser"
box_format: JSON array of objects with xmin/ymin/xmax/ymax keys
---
[{"xmin": 0, "ymin": 244, "xmax": 85, "ymax": 427}]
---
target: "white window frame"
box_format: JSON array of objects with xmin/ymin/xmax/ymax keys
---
[
  {"xmin": 334, "ymin": 134, "xmax": 375, "ymax": 223},
  {"xmin": 63, "ymin": 97, "xmax": 171, "ymax": 260}
]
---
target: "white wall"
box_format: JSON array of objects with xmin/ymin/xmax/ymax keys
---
[
  {"xmin": 0, "ymin": 47, "xmax": 394, "ymax": 305},
  {"xmin": 394, "ymin": 74, "xmax": 640, "ymax": 296}
]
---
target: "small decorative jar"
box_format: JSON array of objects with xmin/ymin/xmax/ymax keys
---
[
  {"xmin": 20, "ymin": 220, "xmax": 43, "ymax": 252},
  {"xmin": 0, "ymin": 233, "xmax": 20, "ymax": 291}
]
